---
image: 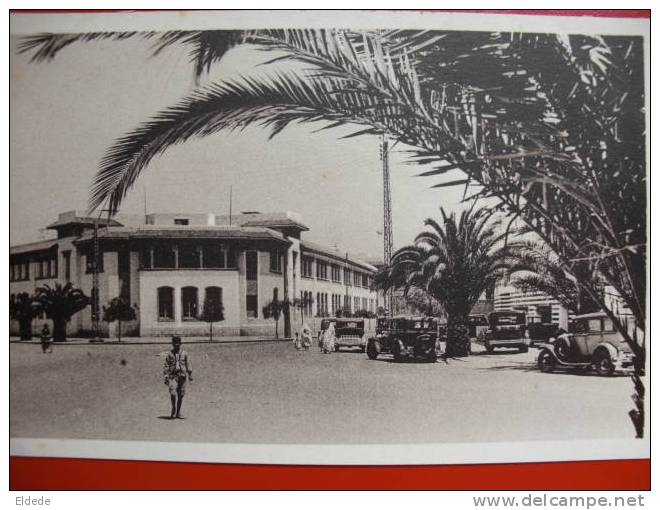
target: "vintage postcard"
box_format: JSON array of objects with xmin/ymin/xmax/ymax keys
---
[{"xmin": 9, "ymin": 10, "xmax": 649, "ymax": 465}]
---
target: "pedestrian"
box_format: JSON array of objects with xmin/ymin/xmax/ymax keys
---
[
  {"xmin": 40, "ymin": 324, "xmax": 52, "ymax": 354},
  {"xmin": 318, "ymin": 323, "xmax": 326, "ymax": 352},
  {"xmin": 163, "ymin": 336, "xmax": 193, "ymax": 419},
  {"xmin": 293, "ymin": 332, "xmax": 302, "ymax": 350},
  {"xmin": 300, "ymin": 323, "xmax": 312, "ymax": 351},
  {"xmin": 322, "ymin": 321, "xmax": 336, "ymax": 354}
]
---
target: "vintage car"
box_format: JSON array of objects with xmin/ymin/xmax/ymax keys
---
[
  {"xmin": 536, "ymin": 312, "xmax": 635, "ymax": 376},
  {"xmin": 467, "ymin": 314, "xmax": 488, "ymax": 341},
  {"xmin": 320, "ymin": 318, "xmax": 371, "ymax": 352},
  {"xmin": 527, "ymin": 322, "xmax": 561, "ymax": 346},
  {"xmin": 484, "ymin": 311, "xmax": 530, "ymax": 353},
  {"xmin": 367, "ymin": 316, "xmax": 440, "ymax": 362}
]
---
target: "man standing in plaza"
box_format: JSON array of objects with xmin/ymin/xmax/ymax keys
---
[{"xmin": 163, "ymin": 336, "xmax": 193, "ymax": 419}]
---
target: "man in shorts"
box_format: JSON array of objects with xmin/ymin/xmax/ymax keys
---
[{"xmin": 163, "ymin": 336, "xmax": 193, "ymax": 419}]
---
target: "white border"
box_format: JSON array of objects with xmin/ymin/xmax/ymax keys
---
[
  {"xmin": 10, "ymin": 10, "xmax": 649, "ymax": 37},
  {"xmin": 8, "ymin": 9, "xmax": 650, "ymax": 467},
  {"xmin": 10, "ymin": 437, "xmax": 651, "ymax": 465}
]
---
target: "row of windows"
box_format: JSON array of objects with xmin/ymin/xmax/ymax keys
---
[
  {"xmin": 10, "ymin": 257, "xmax": 59, "ymax": 282},
  {"xmin": 157, "ymin": 286, "xmax": 223, "ymax": 321},
  {"xmin": 9, "ymin": 261, "xmax": 30, "ymax": 282},
  {"xmin": 300, "ymin": 256, "xmax": 372, "ymax": 287},
  {"xmin": 141, "ymin": 244, "xmax": 237, "ymax": 270},
  {"xmin": 312, "ymin": 293, "xmax": 376, "ymax": 316}
]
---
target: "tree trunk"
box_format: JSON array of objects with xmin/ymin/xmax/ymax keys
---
[
  {"xmin": 275, "ymin": 319, "xmax": 279, "ymax": 339},
  {"xmin": 210, "ymin": 322, "xmax": 213, "ymax": 342},
  {"xmin": 445, "ymin": 316, "xmax": 470, "ymax": 357},
  {"xmin": 19, "ymin": 318, "xmax": 33, "ymax": 340},
  {"xmin": 117, "ymin": 320, "xmax": 122, "ymax": 342},
  {"xmin": 53, "ymin": 318, "xmax": 67, "ymax": 342}
]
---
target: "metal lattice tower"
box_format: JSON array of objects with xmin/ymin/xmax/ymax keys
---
[{"xmin": 380, "ymin": 135, "xmax": 394, "ymax": 315}]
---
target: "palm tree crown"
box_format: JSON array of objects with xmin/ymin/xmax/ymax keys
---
[{"xmin": 376, "ymin": 206, "xmax": 509, "ymax": 356}]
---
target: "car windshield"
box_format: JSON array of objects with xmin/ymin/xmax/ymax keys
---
[
  {"xmin": 469, "ymin": 316, "xmax": 488, "ymax": 326},
  {"xmin": 490, "ymin": 314, "xmax": 524, "ymax": 326},
  {"xmin": 336, "ymin": 320, "xmax": 363, "ymax": 332}
]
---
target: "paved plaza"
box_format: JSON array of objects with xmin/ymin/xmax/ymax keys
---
[{"xmin": 10, "ymin": 340, "xmax": 635, "ymax": 444}]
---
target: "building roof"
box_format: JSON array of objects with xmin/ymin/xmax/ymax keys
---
[
  {"xmin": 74, "ymin": 225, "xmax": 290, "ymax": 244},
  {"xmin": 301, "ymin": 241, "xmax": 377, "ymax": 272},
  {"xmin": 47, "ymin": 215, "xmax": 122, "ymax": 229},
  {"xmin": 216, "ymin": 211, "xmax": 309, "ymax": 231},
  {"xmin": 10, "ymin": 239, "xmax": 58, "ymax": 256}
]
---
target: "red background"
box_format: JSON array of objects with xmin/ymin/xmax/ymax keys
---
[{"xmin": 9, "ymin": 9, "xmax": 650, "ymax": 490}]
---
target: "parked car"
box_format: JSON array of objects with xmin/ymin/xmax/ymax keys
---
[
  {"xmin": 367, "ymin": 316, "xmax": 440, "ymax": 362},
  {"xmin": 527, "ymin": 322, "xmax": 560, "ymax": 346},
  {"xmin": 320, "ymin": 318, "xmax": 372, "ymax": 352},
  {"xmin": 484, "ymin": 311, "xmax": 530, "ymax": 353},
  {"xmin": 537, "ymin": 312, "xmax": 635, "ymax": 376},
  {"xmin": 468, "ymin": 314, "xmax": 488, "ymax": 341}
]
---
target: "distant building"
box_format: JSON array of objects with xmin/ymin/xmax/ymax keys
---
[
  {"xmin": 494, "ymin": 284, "xmax": 569, "ymax": 329},
  {"xmin": 9, "ymin": 210, "xmax": 379, "ymax": 338}
]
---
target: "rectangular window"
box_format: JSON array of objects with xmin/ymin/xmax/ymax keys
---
[
  {"xmin": 205, "ymin": 286, "xmax": 223, "ymax": 311},
  {"xmin": 246, "ymin": 295, "xmax": 258, "ymax": 318},
  {"xmin": 203, "ymin": 245, "xmax": 225, "ymax": 268},
  {"xmin": 344, "ymin": 268, "xmax": 351, "ymax": 286},
  {"xmin": 157, "ymin": 287, "xmax": 174, "ymax": 320},
  {"xmin": 178, "ymin": 244, "xmax": 201, "ymax": 269},
  {"xmin": 246, "ymin": 251, "xmax": 258, "ymax": 281},
  {"xmin": 63, "ymin": 251, "xmax": 71, "ymax": 281},
  {"xmin": 301, "ymin": 257, "xmax": 313, "ymax": 278},
  {"xmin": 270, "ymin": 249, "xmax": 282, "ymax": 273},
  {"xmin": 153, "ymin": 244, "xmax": 175, "ymax": 269},
  {"xmin": 174, "ymin": 218, "xmax": 189, "ymax": 225},
  {"xmin": 226, "ymin": 248, "xmax": 237, "ymax": 268},
  {"xmin": 354, "ymin": 271, "xmax": 361, "ymax": 286},
  {"xmin": 588, "ymin": 319, "xmax": 602, "ymax": 332},
  {"xmin": 139, "ymin": 246, "xmax": 153, "ymax": 269},
  {"xmin": 354, "ymin": 297, "xmax": 360, "ymax": 313},
  {"xmin": 181, "ymin": 287, "xmax": 199, "ymax": 320},
  {"xmin": 316, "ymin": 261, "xmax": 327, "ymax": 280},
  {"xmin": 362, "ymin": 273, "xmax": 369, "ymax": 288},
  {"xmin": 9, "ymin": 264, "xmax": 15, "ymax": 282},
  {"xmin": 331, "ymin": 264, "xmax": 341, "ymax": 282}
]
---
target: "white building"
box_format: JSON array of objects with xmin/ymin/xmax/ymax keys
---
[
  {"xmin": 494, "ymin": 284, "xmax": 570, "ymax": 329},
  {"xmin": 10, "ymin": 210, "xmax": 380, "ymax": 338}
]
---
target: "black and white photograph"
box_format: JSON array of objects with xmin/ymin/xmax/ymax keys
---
[{"xmin": 9, "ymin": 10, "xmax": 649, "ymax": 467}]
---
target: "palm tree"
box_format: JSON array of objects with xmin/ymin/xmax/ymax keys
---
[
  {"xmin": 35, "ymin": 283, "xmax": 89, "ymax": 342},
  {"xmin": 19, "ymin": 29, "xmax": 645, "ymax": 352},
  {"xmin": 20, "ymin": 27, "xmax": 647, "ymax": 432},
  {"xmin": 10, "ymin": 292, "xmax": 39, "ymax": 340},
  {"xmin": 506, "ymin": 241, "xmax": 601, "ymax": 316},
  {"xmin": 262, "ymin": 299, "xmax": 285, "ymax": 339},
  {"xmin": 376, "ymin": 206, "xmax": 510, "ymax": 357}
]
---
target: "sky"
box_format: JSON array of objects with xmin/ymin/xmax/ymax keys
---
[{"xmin": 9, "ymin": 34, "xmax": 487, "ymax": 259}]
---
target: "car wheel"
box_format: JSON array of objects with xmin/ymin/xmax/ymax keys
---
[
  {"xmin": 519, "ymin": 345, "xmax": 529, "ymax": 353},
  {"xmin": 334, "ymin": 345, "xmax": 340, "ymax": 352},
  {"xmin": 359, "ymin": 346, "xmax": 366, "ymax": 353},
  {"xmin": 366, "ymin": 341, "xmax": 379, "ymax": 360},
  {"xmin": 427, "ymin": 349, "xmax": 438, "ymax": 363},
  {"xmin": 537, "ymin": 349, "xmax": 556, "ymax": 373},
  {"xmin": 485, "ymin": 344, "xmax": 494, "ymax": 354},
  {"xmin": 593, "ymin": 350, "xmax": 615, "ymax": 377}
]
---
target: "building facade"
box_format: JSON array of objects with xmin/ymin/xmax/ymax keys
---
[
  {"xmin": 9, "ymin": 210, "xmax": 379, "ymax": 338},
  {"xmin": 493, "ymin": 284, "xmax": 569, "ymax": 329}
]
